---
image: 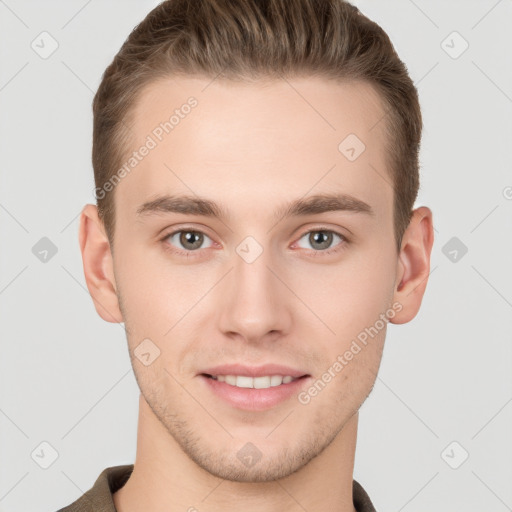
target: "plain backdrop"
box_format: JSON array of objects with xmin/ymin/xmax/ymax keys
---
[{"xmin": 0, "ymin": 1, "xmax": 511, "ymax": 511}]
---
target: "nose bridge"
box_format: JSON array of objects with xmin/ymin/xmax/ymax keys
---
[{"xmin": 217, "ymin": 239, "xmax": 290, "ymax": 341}]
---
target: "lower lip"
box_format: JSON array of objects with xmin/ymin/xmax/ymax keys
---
[{"xmin": 200, "ymin": 375, "xmax": 311, "ymax": 411}]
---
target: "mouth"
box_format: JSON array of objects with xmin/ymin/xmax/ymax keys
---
[
  {"xmin": 198, "ymin": 367, "xmax": 311, "ymax": 411},
  {"xmin": 201, "ymin": 373, "xmax": 309, "ymax": 389},
  {"xmin": 197, "ymin": 364, "xmax": 311, "ymax": 410}
]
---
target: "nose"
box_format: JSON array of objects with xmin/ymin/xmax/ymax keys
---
[{"xmin": 217, "ymin": 244, "xmax": 292, "ymax": 344}]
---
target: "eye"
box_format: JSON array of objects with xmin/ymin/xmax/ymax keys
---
[
  {"xmin": 295, "ymin": 228, "xmax": 347, "ymax": 255},
  {"xmin": 162, "ymin": 229, "xmax": 214, "ymax": 255},
  {"xmin": 160, "ymin": 226, "xmax": 348, "ymax": 259}
]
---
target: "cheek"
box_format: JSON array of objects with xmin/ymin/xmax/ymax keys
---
[
  {"xmin": 288, "ymin": 246, "xmax": 396, "ymax": 342},
  {"xmin": 115, "ymin": 245, "xmax": 197, "ymax": 327},
  {"xmin": 114, "ymin": 246, "xmax": 216, "ymax": 370},
  {"xmin": 282, "ymin": 248, "xmax": 395, "ymax": 397}
]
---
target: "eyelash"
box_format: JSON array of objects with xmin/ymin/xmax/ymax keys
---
[{"xmin": 159, "ymin": 226, "xmax": 349, "ymax": 259}]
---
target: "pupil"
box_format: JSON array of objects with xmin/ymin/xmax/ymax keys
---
[
  {"xmin": 311, "ymin": 231, "xmax": 331, "ymax": 250},
  {"xmin": 181, "ymin": 231, "xmax": 202, "ymax": 249}
]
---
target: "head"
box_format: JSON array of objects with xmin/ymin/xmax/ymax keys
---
[{"xmin": 81, "ymin": 0, "xmax": 433, "ymax": 483}]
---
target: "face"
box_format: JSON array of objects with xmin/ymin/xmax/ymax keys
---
[{"xmin": 91, "ymin": 76, "xmax": 415, "ymax": 482}]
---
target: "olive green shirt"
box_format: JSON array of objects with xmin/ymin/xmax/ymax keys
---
[{"xmin": 56, "ymin": 464, "xmax": 377, "ymax": 511}]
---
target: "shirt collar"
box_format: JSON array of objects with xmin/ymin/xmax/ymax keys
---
[{"xmin": 58, "ymin": 464, "xmax": 376, "ymax": 511}]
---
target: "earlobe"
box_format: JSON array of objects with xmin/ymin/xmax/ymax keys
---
[
  {"xmin": 390, "ymin": 206, "xmax": 434, "ymax": 325},
  {"xmin": 79, "ymin": 204, "xmax": 123, "ymax": 323}
]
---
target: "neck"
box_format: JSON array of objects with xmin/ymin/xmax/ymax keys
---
[{"xmin": 114, "ymin": 394, "xmax": 359, "ymax": 512}]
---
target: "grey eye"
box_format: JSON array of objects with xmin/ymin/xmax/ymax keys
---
[
  {"xmin": 167, "ymin": 230, "xmax": 213, "ymax": 251},
  {"xmin": 296, "ymin": 230, "xmax": 343, "ymax": 251}
]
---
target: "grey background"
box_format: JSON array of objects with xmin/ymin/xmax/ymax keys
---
[{"xmin": 1, "ymin": 1, "xmax": 511, "ymax": 511}]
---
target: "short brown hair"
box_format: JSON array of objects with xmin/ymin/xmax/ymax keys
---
[{"xmin": 92, "ymin": 0, "xmax": 422, "ymax": 252}]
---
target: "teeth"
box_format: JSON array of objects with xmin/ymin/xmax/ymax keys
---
[{"xmin": 210, "ymin": 375, "xmax": 298, "ymax": 389}]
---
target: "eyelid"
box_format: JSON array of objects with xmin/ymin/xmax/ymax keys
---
[
  {"xmin": 296, "ymin": 225, "xmax": 349, "ymax": 241},
  {"xmin": 292, "ymin": 226, "xmax": 349, "ymax": 254},
  {"xmin": 159, "ymin": 224, "xmax": 216, "ymax": 242},
  {"xmin": 159, "ymin": 225, "xmax": 218, "ymax": 257}
]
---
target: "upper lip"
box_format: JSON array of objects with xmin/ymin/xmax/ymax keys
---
[{"xmin": 199, "ymin": 364, "xmax": 309, "ymax": 378}]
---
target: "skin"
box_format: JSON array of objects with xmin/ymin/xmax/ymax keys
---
[{"xmin": 79, "ymin": 75, "xmax": 434, "ymax": 512}]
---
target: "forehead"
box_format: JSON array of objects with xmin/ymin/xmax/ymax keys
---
[{"xmin": 116, "ymin": 75, "xmax": 392, "ymax": 222}]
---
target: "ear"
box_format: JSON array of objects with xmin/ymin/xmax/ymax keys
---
[
  {"xmin": 78, "ymin": 204, "xmax": 123, "ymax": 323},
  {"xmin": 390, "ymin": 206, "xmax": 434, "ymax": 324}
]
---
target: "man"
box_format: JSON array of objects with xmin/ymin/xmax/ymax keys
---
[{"xmin": 58, "ymin": 0, "xmax": 433, "ymax": 510}]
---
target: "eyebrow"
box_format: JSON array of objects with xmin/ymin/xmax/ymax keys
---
[{"xmin": 136, "ymin": 192, "xmax": 374, "ymax": 222}]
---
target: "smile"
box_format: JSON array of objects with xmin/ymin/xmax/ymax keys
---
[{"xmin": 205, "ymin": 374, "xmax": 301, "ymax": 389}]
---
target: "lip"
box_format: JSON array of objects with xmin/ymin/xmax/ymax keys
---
[
  {"xmin": 200, "ymin": 375, "xmax": 311, "ymax": 411},
  {"xmin": 198, "ymin": 364, "xmax": 311, "ymax": 411},
  {"xmin": 199, "ymin": 363, "xmax": 309, "ymax": 378}
]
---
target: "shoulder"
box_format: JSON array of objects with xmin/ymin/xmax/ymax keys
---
[
  {"xmin": 55, "ymin": 465, "xmax": 134, "ymax": 512},
  {"xmin": 353, "ymin": 479, "xmax": 377, "ymax": 512}
]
